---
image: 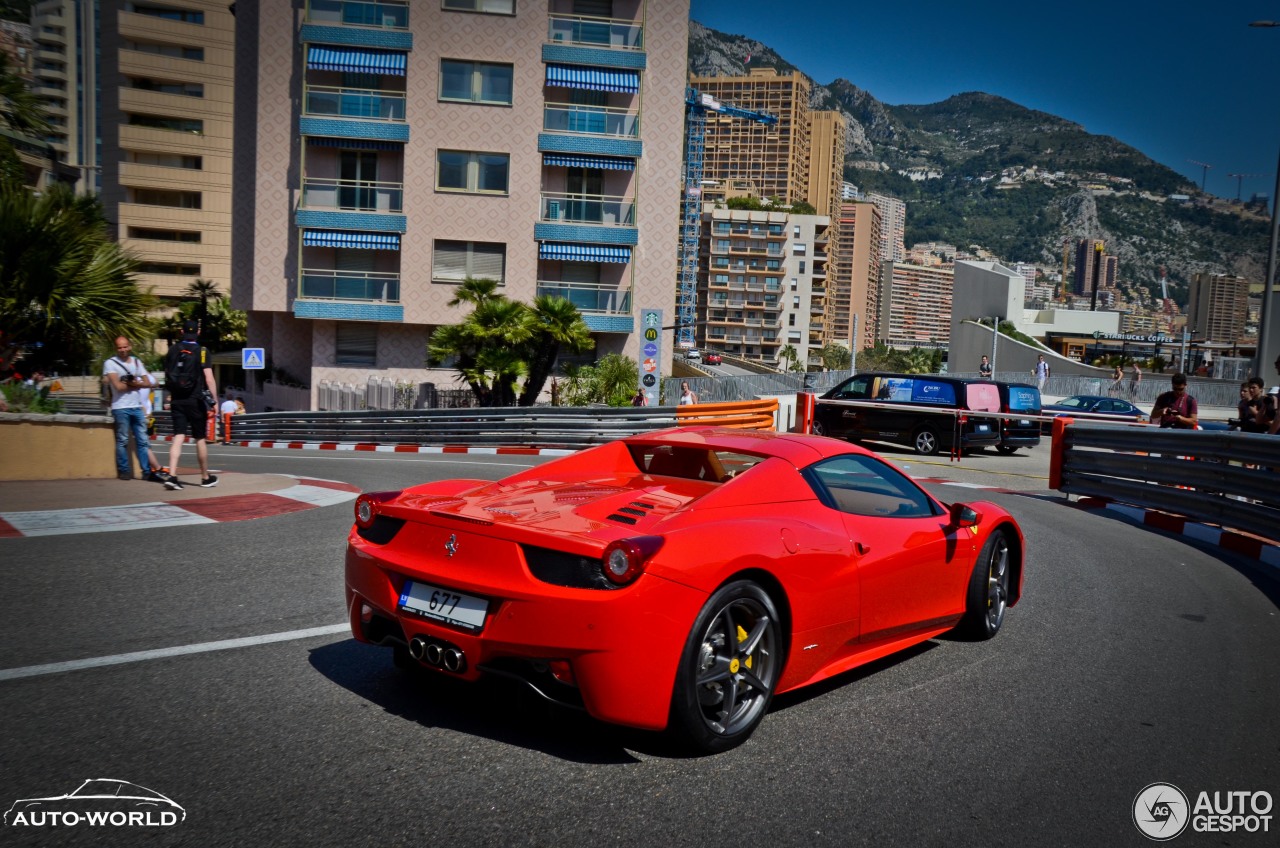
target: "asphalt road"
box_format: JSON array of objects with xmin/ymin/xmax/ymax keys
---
[{"xmin": 1, "ymin": 444, "xmax": 1277, "ymax": 847}]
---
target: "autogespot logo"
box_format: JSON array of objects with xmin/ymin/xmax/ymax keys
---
[
  {"xmin": 1133, "ymin": 783, "xmax": 1190, "ymax": 841},
  {"xmin": 4, "ymin": 779, "xmax": 185, "ymax": 829}
]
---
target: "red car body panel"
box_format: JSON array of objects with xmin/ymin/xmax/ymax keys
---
[{"xmin": 344, "ymin": 427, "xmax": 1025, "ymax": 733}]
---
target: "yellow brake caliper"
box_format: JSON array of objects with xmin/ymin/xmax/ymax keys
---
[{"xmin": 736, "ymin": 624, "xmax": 752, "ymax": 671}]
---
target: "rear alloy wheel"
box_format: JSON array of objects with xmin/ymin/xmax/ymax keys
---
[
  {"xmin": 913, "ymin": 426, "xmax": 940, "ymax": 455},
  {"xmin": 959, "ymin": 531, "xmax": 1011, "ymax": 640},
  {"xmin": 670, "ymin": 581, "xmax": 782, "ymax": 753},
  {"xmin": 810, "ymin": 419, "xmax": 826, "ymax": 437}
]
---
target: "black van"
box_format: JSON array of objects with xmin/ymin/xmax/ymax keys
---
[
  {"xmin": 813, "ymin": 372, "xmax": 1003, "ymax": 455},
  {"xmin": 992, "ymin": 382, "xmax": 1042, "ymax": 454}
]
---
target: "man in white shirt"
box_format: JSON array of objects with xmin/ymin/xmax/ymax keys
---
[{"xmin": 103, "ymin": 336, "xmax": 155, "ymax": 481}]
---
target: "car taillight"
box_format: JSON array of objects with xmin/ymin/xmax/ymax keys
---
[
  {"xmin": 601, "ymin": 536, "xmax": 664, "ymax": 586},
  {"xmin": 354, "ymin": 490, "xmax": 402, "ymax": 528}
]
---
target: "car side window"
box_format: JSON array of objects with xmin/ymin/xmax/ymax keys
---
[
  {"xmin": 832, "ymin": 376, "xmax": 872, "ymax": 400},
  {"xmin": 803, "ymin": 455, "xmax": 939, "ymax": 518}
]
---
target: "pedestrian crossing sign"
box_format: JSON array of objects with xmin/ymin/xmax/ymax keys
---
[{"xmin": 242, "ymin": 348, "xmax": 265, "ymax": 370}]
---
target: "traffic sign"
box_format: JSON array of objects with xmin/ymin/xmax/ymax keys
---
[{"xmin": 242, "ymin": 348, "xmax": 266, "ymax": 370}]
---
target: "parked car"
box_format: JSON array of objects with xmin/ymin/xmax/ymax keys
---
[
  {"xmin": 812, "ymin": 372, "xmax": 1003, "ymax": 455},
  {"xmin": 1040, "ymin": 395, "xmax": 1147, "ymax": 432},
  {"xmin": 705, "ymin": 352, "xmax": 723, "ymax": 366},
  {"xmin": 346, "ymin": 427, "xmax": 1024, "ymax": 752},
  {"xmin": 992, "ymin": 382, "xmax": 1042, "ymax": 454}
]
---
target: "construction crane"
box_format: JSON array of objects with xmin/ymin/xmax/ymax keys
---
[
  {"xmin": 1227, "ymin": 172, "xmax": 1264, "ymax": 201},
  {"xmin": 676, "ymin": 88, "xmax": 778, "ymax": 350},
  {"xmin": 1158, "ymin": 265, "xmax": 1174, "ymax": 331},
  {"xmin": 1060, "ymin": 238, "xmax": 1071, "ymax": 301},
  {"xmin": 1187, "ymin": 159, "xmax": 1213, "ymax": 193}
]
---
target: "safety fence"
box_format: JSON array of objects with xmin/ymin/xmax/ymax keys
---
[
  {"xmin": 1048, "ymin": 418, "xmax": 1280, "ymax": 543},
  {"xmin": 214, "ymin": 398, "xmax": 780, "ymax": 449}
]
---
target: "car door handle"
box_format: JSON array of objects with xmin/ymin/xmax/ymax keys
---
[{"xmin": 854, "ymin": 542, "xmax": 870, "ymax": 555}]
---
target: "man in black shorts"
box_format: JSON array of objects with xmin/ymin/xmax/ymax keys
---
[{"xmin": 162, "ymin": 320, "xmax": 219, "ymax": 489}]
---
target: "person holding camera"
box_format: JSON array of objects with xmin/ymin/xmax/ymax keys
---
[
  {"xmin": 1150, "ymin": 373, "xmax": 1198, "ymax": 429},
  {"xmin": 103, "ymin": 336, "xmax": 156, "ymax": 480}
]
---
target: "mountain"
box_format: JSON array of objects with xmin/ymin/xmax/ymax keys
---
[{"xmin": 688, "ymin": 22, "xmax": 1271, "ymax": 308}]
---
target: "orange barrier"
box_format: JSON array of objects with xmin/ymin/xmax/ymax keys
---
[
  {"xmin": 1048, "ymin": 416, "xmax": 1072, "ymax": 490},
  {"xmin": 796, "ymin": 392, "xmax": 816, "ymax": 434},
  {"xmin": 674, "ymin": 398, "xmax": 779, "ymax": 431},
  {"xmin": 222, "ymin": 413, "xmax": 233, "ymax": 444},
  {"xmin": 205, "ymin": 409, "xmax": 216, "ymax": 442}
]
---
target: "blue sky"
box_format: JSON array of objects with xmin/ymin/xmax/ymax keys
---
[{"xmin": 690, "ymin": 0, "xmax": 1280, "ymax": 202}]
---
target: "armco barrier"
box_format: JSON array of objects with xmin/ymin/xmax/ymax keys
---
[
  {"xmin": 674, "ymin": 398, "xmax": 777, "ymax": 430},
  {"xmin": 1049, "ymin": 421, "xmax": 1280, "ymax": 543}
]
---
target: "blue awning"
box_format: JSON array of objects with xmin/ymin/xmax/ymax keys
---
[
  {"xmin": 542, "ymin": 153, "xmax": 634, "ymax": 171},
  {"xmin": 307, "ymin": 46, "xmax": 406, "ymax": 76},
  {"xmin": 303, "ymin": 230, "xmax": 400, "ymax": 250},
  {"xmin": 538, "ymin": 242, "xmax": 631, "ymax": 263},
  {"xmin": 306, "ymin": 136, "xmax": 402, "ymax": 150},
  {"xmin": 545, "ymin": 64, "xmax": 639, "ymax": 93}
]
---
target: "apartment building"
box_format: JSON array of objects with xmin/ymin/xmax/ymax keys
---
[
  {"xmin": 865, "ymin": 192, "xmax": 905, "ymax": 263},
  {"xmin": 28, "ymin": 0, "xmax": 98, "ymax": 193},
  {"xmin": 806, "ymin": 110, "xmax": 846, "ymax": 217},
  {"xmin": 99, "ymin": 0, "xmax": 235, "ymax": 301},
  {"xmin": 829, "ymin": 201, "xmax": 881, "ymax": 351},
  {"xmin": 233, "ymin": 0, "xmax": 687, "ymax": 406},
  {"xmin": 1188, "ymin": 273, "xmax": 1249, "ymax": 343},
  {"xmin": 878, "ymin": 261, "xmax": 954, "ymax": 349},
  {"xmin": 697, "ymin": 207, "xmax": 828, "ymax": 369},
  {"xmin": 1072, "ymin": 238, "xmax": 1110, "ymax": 296}
]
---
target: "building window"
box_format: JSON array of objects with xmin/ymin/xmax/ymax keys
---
[
  {"xmin": 130, "ymin": 188, "xmax": 202, "ymax": 208},
  {"xmin": 439, "ymin": 60, "xmax": 513, "ymax": 105},
  {"xmin": 436, "ymin": 150, "xmax": 509, "ymax": 194},
  {"xmin": 792, "ymin": 244, "xmax": 806, "ymax": 255},
  {"xmin": 128, "ymin": 3, "xmax": 205, "ymax": 23},
  {"xmin": 712, "ymin": 221, "xmax": 730, "ymax": 235},
  {"xmin": 790, "ymin": 278, "xmax": 797, "ymax": 290},
  {"xmin": 442, "ymin": 0, "xmax": 515, "ymax": 13},
  {"xmin": 127, "ymin": 113, "xmax": 203, "ymax": 134},
  {"xmin": 128, "ymin": 227, "xmax": 202, "ymax": 243},
  {"xmin": 793, "ymin": 225, "xmax": 800, "ymax": 237},
  {"xmin": 127, "ymin": 77, "xmax": 204, "ymax": 97},
  {"xmin": 799, "ymin": 261, "xmax": 805, "ymax": 274},
  {"xmin": 137, "ymin": 262, "xmax": 201, "ymax": 275},
  {"xmin": 123, "ymin": 39, "xmax": 203, "ymax": 61},
  {"xmin": 336, "ymin": 324, "xmax": 377, "ymax": 367},
  {"xmin": 127, "ymin": 151, "xmax": 203, "ymax": 169},
  {"xmin": 432, "ymin": 240, "xmax": 506, "ymax": 283}
]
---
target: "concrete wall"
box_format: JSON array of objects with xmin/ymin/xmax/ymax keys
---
[{"xmin": 0, "ymin": 414, "xmax": 116, "ymax": 480}]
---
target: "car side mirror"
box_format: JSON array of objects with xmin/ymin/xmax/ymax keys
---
[{"xmin": 949, "ymin": 502, "xmax": 982, "ymax": 528}]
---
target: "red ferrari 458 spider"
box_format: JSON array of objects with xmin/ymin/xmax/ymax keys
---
[{"xmin": 345, "ymin": 427, "xmax": 1024, "ymax": 752}]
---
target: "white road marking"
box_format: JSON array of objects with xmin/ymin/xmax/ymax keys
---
[
  {"xmin": 0, "ymin": 623, "xmax": 351, "ymax": 682},
  {"xmin": 271, "ymin": 484, "xmax": 359, "ymax": 507},
  {"xmin": 0, "ymin": 503, "xmax": 215, "ymax": 536}
]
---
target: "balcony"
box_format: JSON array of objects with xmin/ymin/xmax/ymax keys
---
[
  {"xmin": 540, "ymin": 192, "xmax": 635, "ymax": 226},
  {"xmin": 536, "ymin": 280, "xmax": 630, "ymax": 315},
  {"xmin": 547, "ymin": 13, "xmax": 643, "ymax": 50},
  {"xmin": 303, "ymin": 85, "xmax": 405, "ymax": 122},
  {"xmin": 544, "ymin": 103, "xmax": 639, "ymax": 138},
  {"xmin": 305, "ymin": 0, "xmax": 408, "ymax": 29},
  {"xmin": 300, "ymin": 268, "xmax": 400, "ymax": 302},
  {"xmin": 301, "ymin": 178, "xmax": 402, "ymax": 213}
]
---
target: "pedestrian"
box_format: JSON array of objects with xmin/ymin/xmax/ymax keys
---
[
  {"xmin": 1150, "ymin": 373, "xmax": 1198, "ymax": 429},
  {"xmin": 1110, "ymin": 364, "xmax": 1124, "ymax": 396},
  {"xmin": 1032, "ymin": 354, "xmax": 1049, "ymax": 391},
  {"xmin": 678, "ymin": 381, "xmax": 698, "ymax": 406},
  {"xmin": 630, "ymin": 389, "xmax": 647, "ymax": 407},
  {"xmin": 161, "ymin": 320, "xmax": 218, "ymax": 489},
  {"xmin": 978, "ymin": 355, "xmax": 992, "ymax": 380},
  {"xmin": 1130, "ymin": 362, "xmax": 1143, "ymax": 399},
  {"xmin": 1235, "ymin": 382, "xmax": 1252, "ymax": 431},
  {"xmin": 1241, "ymin": 377, "xmax": 1277, "ymax": 434},
  {"xmin": 103, "ymin": 336, "xmax": 155, "ymax": 480},
  {"xmin": 234, "ymin": 397, "xmax": 246, "ymax": 415}
]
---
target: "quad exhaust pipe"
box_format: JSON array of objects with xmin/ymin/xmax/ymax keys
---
[{"xmin": 407, "ymin": 637, "xmax": 465, "ymax": 673}]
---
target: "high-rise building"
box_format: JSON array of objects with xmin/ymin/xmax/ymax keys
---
[
  {"xmin": 806, "ymin": 110, "xmax": 846, "ymax": 217},
  {"xmin": 1188, "ymin": 273, "xmax": 1249, "ymax": 343},
  {"xmin": 101, "ymin": 0, "xmax": 235, "ymax": 302},
  {"xmin": 697, "ymin": 207, "xmax": 828, "ymax": 369},
  {"xmin": 1073, "ymin": 238, "xmax": 1107, "ymax": 295},
  {"xmin": 829, "ymin": 201, "xmax": 882, "ymax": 350},
  {"xmin": 878, "ymin": 261, "xmax": 954, "ymax": 349},
  {"xmin": 233, "ymin": 0, "xmax": 688, "ymax": 407},
  {"xmin": 29, "ymin": 0, "xmax": 99, "ymax": 194},
  {"xmin": 865, "ymin": 193, "xmax": 905, "ymax": 263},
  {"xmin": 688, "ymin": 68, "xmax": 810, "ymax": 205}
]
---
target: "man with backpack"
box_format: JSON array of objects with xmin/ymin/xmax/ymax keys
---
[{"xmin": 161, "ymin": 320, "xmax": 218, "ymax": 490}]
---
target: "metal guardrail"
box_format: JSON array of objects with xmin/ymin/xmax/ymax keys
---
[{"xmin": 1050, "ymin": 421, "xmax": 1280, "ymax": 543}]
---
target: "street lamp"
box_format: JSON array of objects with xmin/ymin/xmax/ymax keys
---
[{"xmin": 1253, "ymin": 21, "xmax": 1280, "ymax": 381}]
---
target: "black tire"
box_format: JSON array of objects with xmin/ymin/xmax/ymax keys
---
[
  {"xmin": 811, "ymin": 419, "xmax": 826, "ymax": 437},
  {"xmin": 669, "ymin": 580, "xmax": 783, "ymax": 753},
  {"xmin": 995, "ymin": 445, "xmax": 1017, "ymax": 455},
  {"xmin": 958, "ymin": 530, "xmax": 1011, "ymax": 640},
  {"xmin": 912, "ymin": 426, "xmax": 940, "ymax": 455}
]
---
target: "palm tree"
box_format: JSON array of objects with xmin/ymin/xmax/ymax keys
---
[
  {"xmin": 184, "ymin": 278, "xmax": 222, "ymax": 332},
  {"xmin": 0, "ymin": 181, "xmax": 149, "ymax": 373},
  {"xmin": 821, "ymin": 343, "xmax": 852, "ymax": 371},
  {"xmin": 517, "ymin": 295, "xmax": 593, "ymax": 406},
  {"xmin": 779, "ymin": 344, "xmax": 801, "ymax": 372},
  {"xmin": 447, "ymin": 276, "xmax": 500, "ymax": 309}
]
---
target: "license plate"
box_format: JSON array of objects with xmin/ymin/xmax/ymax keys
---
[
  {"xmin": 975, "ymin": 423, "xmax": 990, "ymax": 431},
  {"xmin": 398, "ymin": 580, "xmax": 488, "ymax": 631}
]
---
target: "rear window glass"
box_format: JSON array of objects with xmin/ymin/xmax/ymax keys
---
[
  {"xmin": 964, "ymin": 382, "xmax": 1001, "ymax": 412},
  {"xmin": 1005, "ymin": 386, "xmax": 1041, "ymax": 412},
  {"xmin": 629, "ymin": 445, "xmax": 765, "ymax": 483}
]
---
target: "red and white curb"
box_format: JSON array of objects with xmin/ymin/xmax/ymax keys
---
[
  {"xmin": 0, "ymin": 476, "xmax": 359, "ymax": 538},
  {"xmin": 174, "ymin": 436, "xmax": 576, "ymax": 457}
]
